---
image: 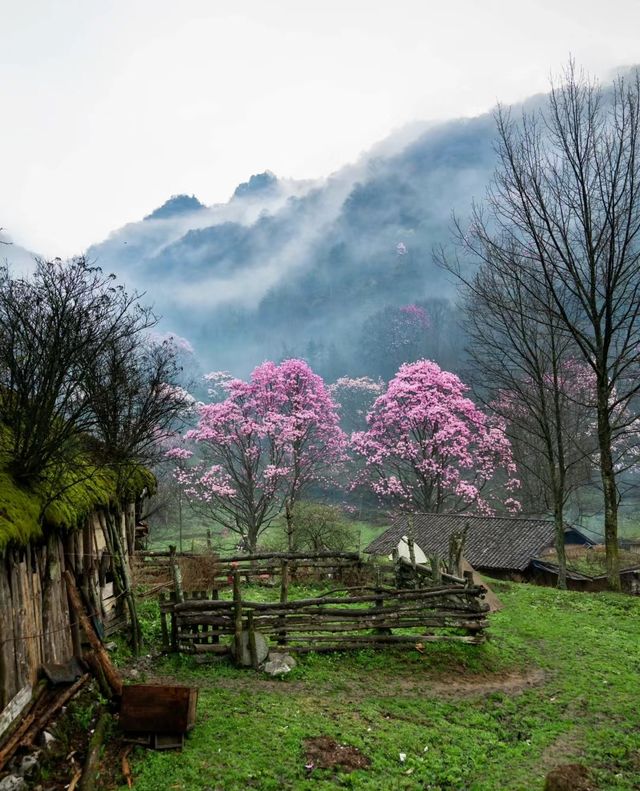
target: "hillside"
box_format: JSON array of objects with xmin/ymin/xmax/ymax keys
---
[{"xmin": 86, "ymin": 110, "xmax": 503, "ymax": 378}]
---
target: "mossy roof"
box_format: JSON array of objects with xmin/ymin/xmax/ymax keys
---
[{"xmin": 0, "ymin": 456, "xmax": 156, "ymax": 552}]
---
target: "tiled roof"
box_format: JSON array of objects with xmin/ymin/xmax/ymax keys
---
[{"xmin": 365, "ymin": 513, "xmax": 557, "ymax": 572}]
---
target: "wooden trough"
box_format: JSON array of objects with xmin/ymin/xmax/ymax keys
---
[{"xmin": 120, "ymin": 684, "xmax": 198, "ymax": 750}]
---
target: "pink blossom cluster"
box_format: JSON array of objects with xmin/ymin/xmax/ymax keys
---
[
  {"xmin": 170, "ymin": 359, "xmax": 347, "ymax": 536},
  {"xmin": 351, "ymin": 360, "xmax": 520, "ymax": 514}
]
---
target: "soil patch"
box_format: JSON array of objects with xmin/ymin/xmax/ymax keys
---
[
  {"xmin": 304, "ymin": 736, "xmax": 371, "ymax": 772},
  {"xmin": 544, "ymin": 763, "xmax": 595, "ymax": 791}
]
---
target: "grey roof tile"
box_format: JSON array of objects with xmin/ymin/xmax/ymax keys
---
[{"xmin": 365, "ymin": 513, "xmax": 557, "ymax": 571}]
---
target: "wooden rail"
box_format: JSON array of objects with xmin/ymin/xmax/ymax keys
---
[{"xmin": 161, "ymin": 575, "xmax": 489, "ymax": 657}]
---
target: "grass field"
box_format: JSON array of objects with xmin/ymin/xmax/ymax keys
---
[
  {"xmin": 146, "ymin": 516, "xmax": 389, "ymax": 555},
  {"xmin": 120, "ymin": 582, "xmax": 640, "ymax": 791}
]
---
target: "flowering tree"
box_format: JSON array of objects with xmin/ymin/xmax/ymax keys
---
[
  {"xmin": 351, "ymin": 360, "xmax": 520, "ymax": 514},
  {"xmin": 170, "ymin": 359, "xmax": 346, "ymax": 551}
]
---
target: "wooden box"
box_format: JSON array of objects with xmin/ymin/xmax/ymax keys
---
[{"xmin": 120, "ymin": 684, "xmax": 198, "ymax": 735}]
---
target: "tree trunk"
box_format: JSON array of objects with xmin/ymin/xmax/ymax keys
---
[
  {"xmin": 596, "ymin": 397, "xmax": 620, "ymax": 591},
  {"xmin": 553, "ymin": 500, "xmax": 567, "ymax": 590},
  {"xmin": 285, "ymin": 500, "xmax": 295, "ymax": 553}
]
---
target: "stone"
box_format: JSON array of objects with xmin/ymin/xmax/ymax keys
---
[
  {"xmin": 263, "ymin": 651, "xmax": 297, "ymax": 676},
  {"xmin": 40, "ymin": 731, "xmax": 57, "ymax": 750},
  {"xmin": 17, "ymin": 753, "xmax": 39, "ymax": 778},
  {"xmin": 0, "ymin": 775, "xmax": 28, "ymax": 791},
  {"xmin": 231, "ymin": 631, "xmax": 269, "ymax": 667},
  {"xmin": 105, "ymin": 642, "xmax": 117, "ymax": 651}
]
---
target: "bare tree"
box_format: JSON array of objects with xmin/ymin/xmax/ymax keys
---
[
  {"xmin": 84, "ymin": 334, "xmax": 191, "ymax": 476},
  {"xmin": 0, "ymin": 257, "xmax": 153, "ymax": 486},
  {"xmin": 446, "ymin": 247, "xmax": 596, "ymax": 588},
  {"xmin": 446, "ymin": 62, "xmax": 640, "ymax": 590},
  {"xmin": 82, "ymin": 333, "xmax": 191, "ymax": 652}
]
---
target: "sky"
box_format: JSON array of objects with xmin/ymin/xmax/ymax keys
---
[{"xmin": 2, "ymin": 0, "xmax": 640, "ymax": 257}]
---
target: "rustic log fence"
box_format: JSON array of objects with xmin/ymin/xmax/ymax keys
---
[
  {"xmin": 159, "ymin": 558, "xmax": 489, "ymax": 658},
  {"xmin": 135, "ymin": 549, "xmax": 364, "ymax": 592}
]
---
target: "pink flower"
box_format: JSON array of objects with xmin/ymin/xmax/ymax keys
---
[{"xmin": 351, "ymin": 360, "xmax": 520, "ymax": 514}]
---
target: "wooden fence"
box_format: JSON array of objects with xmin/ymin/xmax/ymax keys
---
[
  {"xmin": 136, "ymin": 550, "xmax": 364, "ymax": 592},
  {"xmin": 159, "ymin": 571, "xmax": 489, "ymax": 659}
]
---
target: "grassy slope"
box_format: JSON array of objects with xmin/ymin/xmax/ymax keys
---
[{"xmin": 123, "ymin": 583, "xmax": 640, "ymax": 791}]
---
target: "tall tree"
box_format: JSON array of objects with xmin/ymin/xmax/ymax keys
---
[
  {"xmin": 172, "ymin": 359, "xmax": 346, "ymax": 552},
  {"xmin": 351, "ymin": 360, "xmax": 520, "ymax": 515},
  {"xmin": 453, "ymin": 254, "xmax": 596, "ymax": 587},
  {"xmin": 449, "ymin": 63, "xmax": 640, "ymax": 589}
]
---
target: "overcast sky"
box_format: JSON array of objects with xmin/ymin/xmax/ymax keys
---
[{"xmin": 2, "ymin": 0, "xmax": 639, "ymax": 257}]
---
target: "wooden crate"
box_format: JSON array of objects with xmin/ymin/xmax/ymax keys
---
[{"xmin": 120, "ymin": 684, "xmax": 198, "ymax": 735}]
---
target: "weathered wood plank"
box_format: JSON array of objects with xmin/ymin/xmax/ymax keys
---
[{"xmin": 0, "ymin": 683, "xmax": 32, "ymax": 740}]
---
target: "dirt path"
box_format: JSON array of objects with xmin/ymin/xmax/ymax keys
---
[{"xmin": 141, "ymin": 666, "xmax": 546, "ymax": 701}]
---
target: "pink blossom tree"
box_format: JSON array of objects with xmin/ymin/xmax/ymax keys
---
[
  {"xmin": 351, "ymin": 360, "xmax": 520, "ymax": 515},
  {"xmin": 170, "ymin": 359, "xmax": 346, "ymax": 551}
]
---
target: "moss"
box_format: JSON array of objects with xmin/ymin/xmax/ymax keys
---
[
  {"xmin": 0, "ymin": 447, "xmax": 156, "ymax": 551},
  {"xmin": 0, "ymin": 468, "xmax": 44, "ymax": 548}
]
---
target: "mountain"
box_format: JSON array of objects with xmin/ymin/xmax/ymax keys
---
[
  {"xmin": 144, "ymin": 194, "xmax": 206, "ymax": 220},
  {"xmin": 87, "ymin": 109, "xmax": 504, "ymax": 379}
]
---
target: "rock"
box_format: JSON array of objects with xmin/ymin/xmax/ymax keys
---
[
  {"xmin": 105, "ymin": 642, "xmax": 117, "ymax": 651},
  {"xmin": 0, "ymin": 775, "xmax": 28, "ymax": 791},
  {"xmin": 17, "ymin": 753, "xmax": 39, "ymax": 778},
  {"xmin": 544, "ymin": 764, "xmax": 593, "ymax": 791},
  {"xmin": 263, "ymin": 651, "xmax": 297, "ymax": 676},
  {"xmin": 40, "ymin": 731, "xmax": 57, "ymax": 750},
  {"xmin": 231, "ymin": 631, "xmax": 269, "ymax": 667}
]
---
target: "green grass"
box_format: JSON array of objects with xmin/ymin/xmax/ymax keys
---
[
  {"xmin": 147, "ymin": 515, "xmax": 388, "ymax": 555},
  {"xmin": 120, "ymin": 582, "xmax": 640, "ymax": 790}
]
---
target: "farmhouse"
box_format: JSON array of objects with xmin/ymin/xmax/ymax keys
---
[{"xmin": 365, "ymin": 512, "xmax": 594, "ymax": 580}]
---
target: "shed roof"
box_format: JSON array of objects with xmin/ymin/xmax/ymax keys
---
[{"xmin": 365, "ymin": 513, "xmax": 562, "ymax": 572}]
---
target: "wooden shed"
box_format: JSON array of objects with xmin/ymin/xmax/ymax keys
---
[{"xmin": 0, "ymin": 465, "xmax": 154, "ymax": 715}]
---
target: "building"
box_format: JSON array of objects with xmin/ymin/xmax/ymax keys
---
[{"xmin": 365, "ymin": 512, "xmax": 594, "ymax": 579}]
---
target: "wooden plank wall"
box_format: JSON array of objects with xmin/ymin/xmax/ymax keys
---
[{"xmin": 0, "ymin": 503, "xmax": 137, "ymax": 711}]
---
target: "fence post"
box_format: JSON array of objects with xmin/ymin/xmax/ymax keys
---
[
  {"xmin": 374, "ymin": 587, "xmax": 391, "ymax": 635},
  {"xmin": 430, "ymin": 554, "xmax": 442, "ymax": 585},
  {"xmin": 169, "ymin": 545, "xmax": 184, "ymax": 604},
  {"xmin": 278, "ymin": 560, "xmax": 288, "ymax": 646},
  {"xmin": 407, "ymin": 515, "xmax": 419, "ymax": 589},
  {"xmin": 233, "ymin": 572, "xmax": 243, "ymax": 667},
  {"xmin": 247, "ymin": 611, "xmax": 259, "ymax": 670},
  {"xmin": 210, "ymin": 587, "xmax": 220, "ymax": 645},
  {"xmin": 159, "ymin": 592, "xmax": 170, "ymax": 652}
]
